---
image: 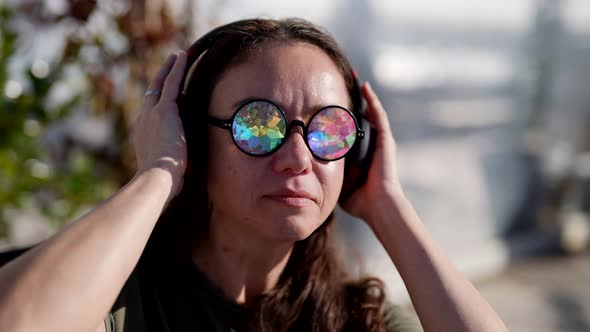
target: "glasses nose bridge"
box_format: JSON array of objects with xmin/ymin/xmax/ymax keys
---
[
  {"xmin": 283, "ymin": 119, "xmax": 309, "ymax": 149},
  {"xmin": 287, "ymin": 119, "xmax": 306, "ymax": 134},
  {"xmin": 284, "ymin": 119, "xmax": 307, "ymax": 140}
]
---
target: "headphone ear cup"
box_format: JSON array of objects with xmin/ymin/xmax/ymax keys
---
[
  {"xmin": 355, "ymin": 115, "xmax": 373, "ymax": 167},
  {"xmin": 176, "ymin": 94, "xmax": 194, "ymax": 162},
  {"xmin": 340, "ymin": 81, "xmax": 376, "ymax": 203}
]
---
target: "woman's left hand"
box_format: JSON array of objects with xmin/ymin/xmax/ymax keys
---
[
  {"xmin": 340, "ymin": 82, "xmax": 405, "ymax": 226},
  {"xmin": 342, "ymin": 84, "xmax": 510, "ymax": 332}
]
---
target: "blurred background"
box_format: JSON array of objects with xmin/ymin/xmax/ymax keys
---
[{"xmin": 1, "ymin": 0, "xmax": 589, "ymax": 331}]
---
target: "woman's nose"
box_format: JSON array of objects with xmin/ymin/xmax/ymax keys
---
[{"xmin": 271, "ymin": 128, "xmax": 312, "ymax": 175}]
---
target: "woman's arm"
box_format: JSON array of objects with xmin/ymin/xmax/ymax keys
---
[
  {"xmin": 369, "ymin": 193, "xmax": 507, "ymax": 332},
  {"xmin": 342, "ymin": 83, "xmax": 508, "ymax": 332},
  {"xmin": 0, "ymin": 169, "xmax": 173, "ymax": 332},
  {"xmin": 0, "ymin": 52, "xmax": 188, "ymax": 332}
]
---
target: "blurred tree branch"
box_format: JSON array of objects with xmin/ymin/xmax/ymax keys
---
[{"xmin": 0, "ymin": 0, "xmax": 199, "ymax": 243}]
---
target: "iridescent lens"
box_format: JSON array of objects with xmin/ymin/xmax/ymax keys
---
[
  {"xmin": 232, "ymin": 101, "xmax": 286, "ymax": 155},
  {"xmin": 308, "ymin": 107, "xmax": 357, "ymax": 160}
]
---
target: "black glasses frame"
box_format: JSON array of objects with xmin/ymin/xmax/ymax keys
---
[{"xmin": 207, "ymin": 98, "xmax": 365, "ymax": 161}]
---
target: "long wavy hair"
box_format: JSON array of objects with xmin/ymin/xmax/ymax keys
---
[{"xmin": 145, "ymin": 18, "xmax": 387, "ymax": 331}]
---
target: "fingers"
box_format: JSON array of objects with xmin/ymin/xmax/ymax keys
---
[
  {"xmin": 161, "ymin": 51, "xmax": 188, "ymax": 103},
  {"xmin": 144, "ymin": 53, "xmax": 177, "ymax": 108}
]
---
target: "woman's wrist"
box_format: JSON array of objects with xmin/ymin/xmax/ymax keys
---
[
  {"xmin": 133, "ymin": 167, "xmax": 179, "ymax": 205},
  {"xmin": 364, "ymin": 189, "xmax": 415, "ymax": 237}
]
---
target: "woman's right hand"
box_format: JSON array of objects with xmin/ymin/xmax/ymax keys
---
[
  {"xmin": 130, "ymin": 52, "xmax": 188, "ymax": 199},
  {"xmin": 0, "ymin": 52, "xmax": 191, "ymax": 332}
]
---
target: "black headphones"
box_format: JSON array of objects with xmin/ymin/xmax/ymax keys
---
[{"xmin": 176, "ymin": 23, "xmax": 376, "ymax": 203}]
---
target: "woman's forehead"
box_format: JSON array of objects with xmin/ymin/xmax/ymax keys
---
[{"xmin": 210, "ymin": 43, "xmax": 350, "ymax": 117}]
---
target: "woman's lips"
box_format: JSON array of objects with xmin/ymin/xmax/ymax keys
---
[
  {"xmin": 265, "ymin": 195, "xmax": 314, "ymax": 207},
  {"xmin": 263, "ymin": 188, "xmax": 316, "ymax": 208}
]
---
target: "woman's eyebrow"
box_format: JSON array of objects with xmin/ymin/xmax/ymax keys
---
[
  {"xmin": 232, "ymin": 96, "xmax": 261, "ymax": 109},
  {"xmin": 232, "ymin": 96, "xmax": 349, "ymax": 114}
]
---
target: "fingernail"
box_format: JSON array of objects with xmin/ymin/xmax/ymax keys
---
[{"xmin": 366, "ymin": 81, "xmax": 371, "ymax": 90}]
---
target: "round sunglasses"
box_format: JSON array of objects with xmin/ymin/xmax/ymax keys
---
[{"xmin": 207, "ymin": 99, "xmax": 365, "ymax": 161}]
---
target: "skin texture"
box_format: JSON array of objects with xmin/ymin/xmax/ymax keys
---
[
  {"xmin": 207, "ymin": 42, "xmax": 347, "ymax": 242},
  {"xmin": 193, "ymin": 42, "xmax": 348, "ymax": 302}
]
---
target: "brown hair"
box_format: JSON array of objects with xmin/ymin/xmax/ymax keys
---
[{"xmin": 147, "ymin": 18, "xmax": 387, "ymax": 331}]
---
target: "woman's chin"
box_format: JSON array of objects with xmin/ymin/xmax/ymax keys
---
[{"xmin": 257, "ymin": 216, "xmax": 322, "ymax": 243}]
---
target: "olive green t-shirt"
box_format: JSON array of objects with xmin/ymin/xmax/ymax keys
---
[
  {"xmin": 104, "ymin": 255, "xmax": 422, "ymax": 332},
  {"xmin": 0, "ymin": 246, "xmax": 420, "ymax": 331}
]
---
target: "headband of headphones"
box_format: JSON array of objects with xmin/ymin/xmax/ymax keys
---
[{"xmin": 179, "ymin": 32, "xmax": 217, "ymax": 97}]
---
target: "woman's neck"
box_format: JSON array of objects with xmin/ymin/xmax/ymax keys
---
[{"xmin": 191, "ymin": 217, "xmax": 294, "ymax": 304}]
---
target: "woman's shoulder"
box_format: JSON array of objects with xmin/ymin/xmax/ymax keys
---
[
  {"xmin": 382, "ymin": 300, "xmax": 423, "ymax": 332},
  {"xmin": 105, "ymin": 260, "xmax": 148, "ymax": 332},
  {"xmin": 105, "ymin": 253, "xmax": 233, "ymax": 332}
]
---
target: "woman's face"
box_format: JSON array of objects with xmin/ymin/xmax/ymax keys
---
[{"xmin": 207, "ymin": 42, "xmax": 350, "ymax": 242}]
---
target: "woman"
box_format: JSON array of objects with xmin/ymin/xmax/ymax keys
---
[{"xmin": 0, "ymin": 18, "xmax": 508, "ymax": 332}]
